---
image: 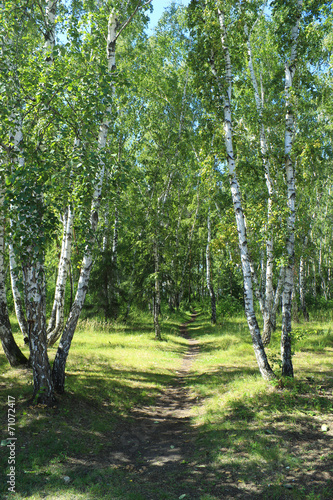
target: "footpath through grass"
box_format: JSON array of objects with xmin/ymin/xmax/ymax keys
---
[{"xmin": 0, "ymin": 308, "xmax": 332, "ymax": 499}]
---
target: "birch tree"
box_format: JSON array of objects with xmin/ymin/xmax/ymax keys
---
[
  {"xmin": 0, "ymin": 178, "xmax": 28, "ymax": 367},
  {"xmin": 187, "ymin": 1, "xmax": 277, "ymax": 379},
  {"xmin": 206, "ymin": 212, "xmax": 217, "ymax": 324},
  {"xmin": 52, "ymin": 0, "xmax": 153, "ymax": 393},
  {"xmin": 280, "ymin": 0, "xmax": 303, "ymax": 377},
  {"xmin": 244, "ymin": 19, "xmax": 276, "ymax": 345}
]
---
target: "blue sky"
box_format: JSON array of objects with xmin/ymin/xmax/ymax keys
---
[{"xmin": 147, "ymin": 0, "xmax": 191, "ymax": 31}]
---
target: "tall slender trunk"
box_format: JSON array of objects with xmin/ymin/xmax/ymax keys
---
[
  {"xmin": 210, "ymin": 8, "xmax": 275, "ymax": 380},
  {"xmin": 271, "ymin": 266, "xmax": 285, "ymax": 332},
  {"xmin": 299, "ymin": 241, "xmax": 309, "ymax": 321},
  {"xmin": 206, "ymin": 213, "xmax": 216, "ymax": 324},
  {"xmin": 0, "ymin": 182, "xmax": 28, "ymax": 367},
  {"xmin": 47, "ymin": 205, "xmax": 74, "ymax": 345},
  {"xmin": 24, "ymin": 260, "xmax": 56, "ymax": 404},
  {"xmin": 52, "ymin": 7, "xmax": 119, "ymax": 393},
  {"xmin": 153, "ymin": 238, "xmax": 161, "ymax": 340},
  {"xmin": 179, "ymin": 186, "xmax": 200, "ymax": 302},
  {"xmin": 281, "ymin": 0, "xmax": 302, "ymax": 377},
  {"xmin": 7, "ymin": 60, "xmax": 55, "ymax": 401},
  {"xmin": 47, "ymin": 136, "xmax": 79, "ymax": 344},
  {"xmin": 9, "ymin": 117, "xmax": 29, "ymax": 342},
  {"xmin": 24, "ymin": 0, "xmax": 59, "ymax": 404},
  {"xmin": 9, "ymin": 242, "xmax": 28, "ymax": 342},
  {"xmin": 245, "ymin": 23, "xmax": 275, "ymax": 345}
]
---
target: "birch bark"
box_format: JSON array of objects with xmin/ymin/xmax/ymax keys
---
[
  {"xmin": 23, "ymin": 0, "xmax": 60, "ymax": 404},
  {"xmin": 299, "ymin": 245, "xmax": 309, "ymax": 321},
  {"xmin": 210, "ymin": 7, "xmax": 275, "ymax": 380},
  {"xmin": 153, "ymin": 238, "xmax": 162, "ymax": 340},
  {"xmin": 281, "ymin": 0, "xmax": 303, "ymax": 377},
  {"xmin": 52, "ymin": 6, "xmax": 122, "ymax": 392},
  {"xmin": 0, "ymin": 180, "xmax": 28, "ymax": 367},
  {"xmin": 47, "ymin": 135, "xmax": 79, "ymax": 345},
  {"xmin": 206, "ymin": 213, "xmax": 216, "ymax": 324},
  {"xmin": 47, "ymin": 205, "xmax": 74, "ymax": 345},
  {"xmin": 8, "ymin": 120, "xmax": 28, "ymax": 342},
  {"xmin": 245, "ymin": 23, "xmax": 275, "ymax": 345}
]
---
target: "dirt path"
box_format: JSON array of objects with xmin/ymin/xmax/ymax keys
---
[
  {"xmin": 101, "ymin": 313, "xmax": 251, "ymax": 498},
  {"xmin": 108, "ymin": 313, "xmax": 200, "ymax": 469}
]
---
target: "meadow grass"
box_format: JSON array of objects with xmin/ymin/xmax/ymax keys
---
[{"xmin": 0, "ymin": 307, "xmax": 332, "ymax": 499}]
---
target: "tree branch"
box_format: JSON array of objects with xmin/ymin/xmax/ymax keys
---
[{"xmin": 115, "ymin": 0, "xmax": 152, "ymax": 42}]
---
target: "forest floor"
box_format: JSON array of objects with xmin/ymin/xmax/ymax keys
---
[{"xmin": 0, "ymin": 310, "xmax": 332, "ymax": 499}]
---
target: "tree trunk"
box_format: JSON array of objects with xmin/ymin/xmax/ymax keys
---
[
  {"xmin": 281, "ymin": 0, "xmax": 302, "ymax": 377},
  {"xmin": 52, "ymin": 7, "xmax": 122, "ymax": 393},
  {"xmin": 9, "ymin": 242, "xmax": 28, "ymax": 343},
  {"xmin": 24, "ymin": 262, "xmax": 56, "ymax": 405},
  {"xmin": 245, "ymin": 23, "xmax": 275, "ymax": 346},
  {"xmin": 153, "ymin": 238, "xmax": 161, "ymax": 340},
  {"xmin": 299, "ymin": 251, "xmax": 309, "ymax": 321},
  {"xmin": 8, "ymin": 114, "xmax": 29, "ymax": 342},
  {"xmin": 210, "ymin": 7, "xmax": 275, "ymax": 381},
  {"xmin": 206, "ymin": 213, "xmax": 216, "ymax": 324},
  {"xmin": 0, "ymin": 183, "xmax": 28, "ymax": 367},
  {"xmin": 47, "ymin": 205, "xmax": 74, "ymax": 345},
  {"xmin": 270, "ymin": 266, "xmax": 285, "ymax": 332}
]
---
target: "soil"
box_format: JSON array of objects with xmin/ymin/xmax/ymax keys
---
[{"xmin": 68, "ymin": 313, "xmax": 333, "ymax": 500}]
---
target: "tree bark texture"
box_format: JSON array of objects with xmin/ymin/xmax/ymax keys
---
[
  {"xmin": 206, "ymin": 213, "xmax": 216, "ymax": 324},
  {"xmin": 52, "ymin": 8, "xmax": 120, "ymax": 393},
  {"xmin": 299, "ymin": 251, "xmax": 309, "ymax": 321},
  {"xmin": 245, "ymin": 23, "xmax": 275, "ymax": 346},
  {"xmin": 9, "ymin": 242, "xmax": 28, "ymax": 342},
  {"xmin": 210, "ymin": 7, "xmax": 275, "ymax": 381},
  {"xmin": 281, "ymin": 0, "xmax": 303, "ymax": 377},
  {"xmin": 153, "ymin": 238, "xmax": 162, "ymax": 340},
  {"xmin": 0, "ymin": 184, "xmax": 28, "ymax": 367},
  {"xmin": 24, "ymin": 262, "xmax": 56, "ymax": 405},
  {"xmin": 47, "ymin": 205, "xmax": 74, "ymax": 345}
]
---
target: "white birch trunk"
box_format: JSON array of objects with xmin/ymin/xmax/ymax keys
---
[
  {"xmin": 44, "ymin": 0, "xmax": 57, "ymax": 63},
  {"xmin": 52, "ymin": 8, "xmax": 119, "ymax": 393},
  {"xmin": 206, "ymin": 213, "xmax": 216, "ymax": 324},
  {"xmin": 8, "ymin": 115, "xmax": 29, "ymax": 341},
  {"xmin": 281, "ymin": 0, "xmax": 302, "ymax": 377},
  {"xmin": 9, "ymin": 242, "xmax": 28, "ymax": 342},
  {"xmin": 211, "ymin": 8, "xmax": 275, "ymax": 380},
  {"xmin": 153, "ymin": 238, "xmax": 161, "ymax": 340},
  {"xmin": 245, "ymin": 23, "xmax": 275, "ymax": 345},
  {"xmin": 47, "ymin": 205, "xmax": 74, "ymax": 345},
  {"xmin": 0, "ymin": 181, "xmax": 28, "ymax": 366},
  {"xmin": 47, "ymin": 135, "xmax": 79, "ymax": 344},
  {"xmin": 23, "ymin": 0, "xmax": 58, "ymax": 404},
  {"xmin": 299, "ymin": 247, "xmax": 309, "ymax": 321}
]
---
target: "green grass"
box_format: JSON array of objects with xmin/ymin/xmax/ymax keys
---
[
  {"xmin": 0, "ymin": 309, "xmax": 192, "ymax": 500},
  {"xmin": 187, "ymin": 312, "xmax": 333, "ymax": 498},
  {"xmin": 1, "ymin": 307, "xmax": 332, "ymax": 499}
]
